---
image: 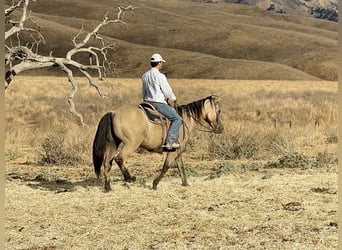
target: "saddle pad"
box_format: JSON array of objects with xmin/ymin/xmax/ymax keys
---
[{"xmin": 138, "ymin": 102, "xmax": 166, "ymax": 124}]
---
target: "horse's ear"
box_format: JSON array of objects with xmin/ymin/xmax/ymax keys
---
[{"xmin": 211, "ymin": 94, "xmax": 221, "ymax": 101}]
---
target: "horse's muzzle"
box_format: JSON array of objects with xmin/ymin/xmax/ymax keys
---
[{"xmin": 213, "ymin": 122, "xmax": 224, "ymax": 134}]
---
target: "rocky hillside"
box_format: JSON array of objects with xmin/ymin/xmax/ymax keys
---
[{"xmin": 200, "ymin": 0, "xmax": 338, "ymax": 21}]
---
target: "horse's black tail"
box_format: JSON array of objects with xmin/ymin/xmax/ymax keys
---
[{"xmin": 92, "ymin": 112, "xmax": 115, "ymax": 178}]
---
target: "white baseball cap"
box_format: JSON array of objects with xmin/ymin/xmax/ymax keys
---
[{"xmin": 150, "ymin": 53, "xmax": 166, "ymax": 63}]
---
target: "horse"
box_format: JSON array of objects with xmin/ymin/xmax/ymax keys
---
[{"xmin": 92, "ymin": 95, "xmax": 224, "ymax": 191}]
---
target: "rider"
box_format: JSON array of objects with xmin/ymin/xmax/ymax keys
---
[{"xmin": 142, "ymin": 53, "xmax": 182, "ymax": 150}]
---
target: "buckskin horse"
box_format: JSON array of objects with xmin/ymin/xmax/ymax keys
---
[{"xmin": 92, "ymin": 95, "xmax": 224, "ymax": 191}]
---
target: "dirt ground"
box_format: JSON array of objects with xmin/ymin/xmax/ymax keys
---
[{"xmin": 5, "ymin": 156, "xmax": 338, "ymax": 249}]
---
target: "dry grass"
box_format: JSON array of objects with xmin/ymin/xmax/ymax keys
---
[
  {"xmin": 5, "ymin": 76, "xmax": 337, "ymax": 249},
  {"xmin": 5, "ymin": 168, "xmax": 338, "ymax": 249}
]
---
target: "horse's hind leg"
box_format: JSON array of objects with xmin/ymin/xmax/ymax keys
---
[
  {"xmin": 114, "ymin": 143, "xmax": 139, "ymax": 182},
  {"xmin": 103, "ymin": 146, "xmax": 116, "ymax": 192},
  {"xmin": 114, "ymin": 156, "xmax": 135, "ymax": 182},
  {"xmin": 175, "ymin": 154, "xmax": 188, "ymax": 186}
]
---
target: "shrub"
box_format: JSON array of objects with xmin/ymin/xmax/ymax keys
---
[
  {"xmin": 6, "ymin": 148, "xmax": 23, "ymax": 161},
  {"xmin": 207, "ymin": 130, "xmax": 261, "ymax": 160},
  {"xmin": 325, "ymin": 129, "xmax": 338, "ymax": 144},
  {"xmin": 204, "ymin": 162, "xmax": 236, "ymax": 180},
  {"xmin": 262, "ymin": 130, "xmax": 295, "ymax": 156},
  {"xmin": 312, "ymin": 150, "xmax": 337, "ymax": 168},
  {"xmin": 38, "ymin": 136, "xmax": 81, "ymax": 166},
  {"xmin": 265, "ymin": 152, "xmax": 311, "ymax": 169}
]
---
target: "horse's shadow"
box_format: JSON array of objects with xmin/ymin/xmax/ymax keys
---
[
  {"xmin": 7, "ymin": 171, "xmax": 152, "ymax": 193},
  {"xmin": 23, "ymin": 175, "xmax": 150, "ymax": 193},
  {"xmin": 25, "ymin": 175, "xmax": 103, "ymax": 193}
]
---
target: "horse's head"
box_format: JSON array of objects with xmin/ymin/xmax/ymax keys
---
[{"xmin": 203, "ymin": 95, "xmax": 224, "ymax": 134}]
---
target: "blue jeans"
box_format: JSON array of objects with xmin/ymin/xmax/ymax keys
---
[{"xmin": 149, "ymin": 102, "xmax": 182, "ymax": 143}]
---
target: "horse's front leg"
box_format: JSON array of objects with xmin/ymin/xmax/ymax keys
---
[
  {"xmin": 152, "ymin": 158, "xmax": 171, "ymax": 190},
  {"xmin": 175, "ymin": 154, "xmax": 188, "ymax": 187}
]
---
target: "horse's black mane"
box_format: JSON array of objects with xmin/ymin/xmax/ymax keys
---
[{"xmin": 177, "ymin": 95, "xmax": 213, "ymax": 120}]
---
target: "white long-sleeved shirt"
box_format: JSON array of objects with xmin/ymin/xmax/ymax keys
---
[{"xmin": 142, "ymin": 68, "xmax": 176, "ymax": 104}]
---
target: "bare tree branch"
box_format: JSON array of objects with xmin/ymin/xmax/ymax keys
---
[
  {"xmin": 5, "ymin": 0, "xmax": 136, "ymax": 125},
  {"xmin": 5, "ymin": 0, "xmax": 24, "ymax": 17}
]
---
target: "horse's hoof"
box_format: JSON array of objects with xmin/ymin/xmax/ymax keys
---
[
  {"xmin": 182, "ymin": 183, "xmax": 189, "ymax": 187},
  {"xmin": 104, "ymin": 183, "xmax": 112, "ymax": 192},
  {"xmin": 125, "ymin": 176, "xmax": 136, "ymax": 183},
  {"xmin": 152, "ymin": 180, "xmax": 158, "ymax": 190}
]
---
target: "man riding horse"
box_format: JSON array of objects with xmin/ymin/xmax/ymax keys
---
[
  {"xmin": 141, "ymin": 53, "xmax": 182, "ymax": 150},
  {"xmin": 93, "ymin": 53, "xmax": 224, "ymax": 191}
]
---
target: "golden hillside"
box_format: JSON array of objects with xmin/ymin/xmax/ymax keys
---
[{"xmin": 8, "ymin": 0, "xmax": 337, "ymax": 80}]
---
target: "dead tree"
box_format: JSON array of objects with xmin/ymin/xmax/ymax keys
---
[{"xmin": 5, "ymin": 0, "xmax": 135, "ymax": 126}]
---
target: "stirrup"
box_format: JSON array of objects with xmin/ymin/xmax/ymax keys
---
[{"xmin": 162, "ymin": 142, "xmax": 181, "ymax": 150}]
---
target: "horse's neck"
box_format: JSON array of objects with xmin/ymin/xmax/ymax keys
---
[{"xmin": 180, "ymin": 110, "xmax": 199, "ymax": 134}]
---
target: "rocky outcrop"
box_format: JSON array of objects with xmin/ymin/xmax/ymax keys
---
[
  {"xmin": 309, "ymin": 7, "xmax": 338, "ymax": 22},
  {"xmin": 200, "ymin": 0, "xmax": 338, "ymax": 22}
]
